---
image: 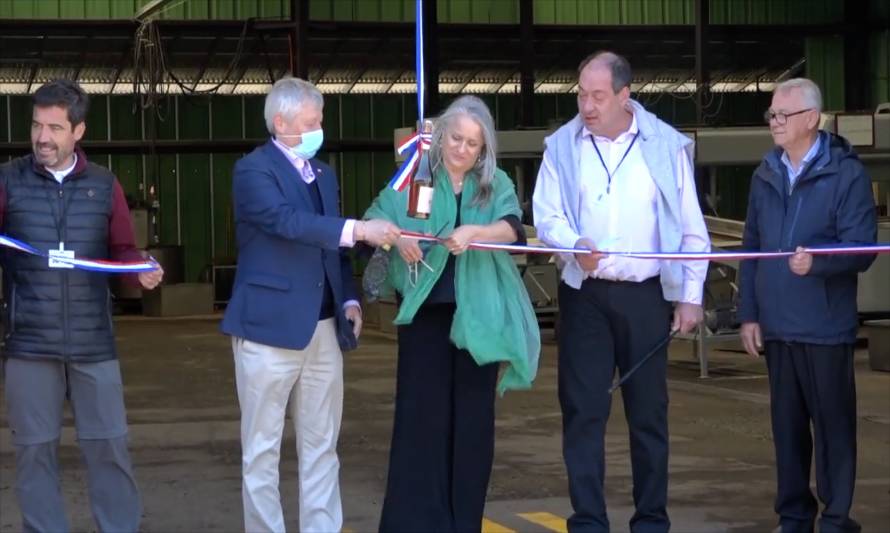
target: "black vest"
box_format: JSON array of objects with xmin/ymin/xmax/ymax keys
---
[
  {"xmin": 302, "ymin": 178, "xmax": 336, "ymax": 320},
  {"xmin": 1, "ymin": 155, "xmax": 117, "ymax": 362}
]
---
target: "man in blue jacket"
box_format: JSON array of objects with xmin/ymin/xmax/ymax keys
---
[
  {"xmin": 739, "ymin": 78, "xmax": 876, "ymax": 533},
  {"xmin": 220, "ymin": 77, "xmax": 399, "ymax": 532}
]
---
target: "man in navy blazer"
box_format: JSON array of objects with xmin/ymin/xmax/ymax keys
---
[{"xmin": 221, "ymin": 77, "xmax": 399, "ymax": 533}]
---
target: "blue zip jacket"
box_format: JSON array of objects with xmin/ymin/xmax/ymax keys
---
[{"xmin": 738, "ymin": 132, "xmax": 877, "ymax": 345}]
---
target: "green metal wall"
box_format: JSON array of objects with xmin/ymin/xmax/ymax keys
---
[
  {"xmin": 0, "ymin": 0, "xmax": 518, "ymax": 22},
  {"xmin": 873, "ymin": 31, "xmax": 890, "ymax": 106},
  {"xmin": 534, "ymin": 0, "xmax": 689, "ymax": 24},
  {"xmin": 534, "ymin": 0, "xmax": 841, "ymax": 24},
  {"xmin": 310, "ymin": 0, "xmax": 519, "ymax": 23},
  {"xmin": 0, "ymin": 0, "xmax": 289, "ymax": 19},
  {"xmin": 0, "ymin": 0, "xmax": 518, "ymax": 21},
  {"xmin": 0, "ymin": 0, "xmax": 845, "ymax": 23},
  {"xmin": 872, "ymin": 0, "xmax": 890, "ymax": 105},
  {"xmin": 805, "ymin": 36, "xmax": 845, "ymax": 111},
  {"xmin": 708, "ymin": 0, "xmax": 842, "ymax": 24}
]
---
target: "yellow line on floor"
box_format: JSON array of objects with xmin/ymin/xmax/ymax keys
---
[
  {"xmin": 518, "ymin": 512, "xmax": 568, "ymax": 533},
  {"xmin": 482, "ymin": 517, "xmax": 516, "ymax": 533}
]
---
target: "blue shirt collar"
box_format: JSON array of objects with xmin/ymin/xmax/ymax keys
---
[{"xmin": 781, "ymin": 133, "xmax": 821, "ymax": 184}]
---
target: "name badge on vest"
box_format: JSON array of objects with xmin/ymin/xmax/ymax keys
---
[{"xmin": 48, "ymin": 242, "xmax": 75, "ymax": 269}]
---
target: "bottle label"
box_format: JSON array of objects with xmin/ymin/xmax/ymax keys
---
[{"xmin": 417, "ymin": 185, "xmax": 434, "ymax": 214}]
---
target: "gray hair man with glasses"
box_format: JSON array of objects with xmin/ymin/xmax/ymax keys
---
[
  {"xmin": 761, "ymin": 77, "xmax": 819, "ymax": 127},
  {"xmin": 738, "ymin": 77, "xmax": 876, "ymax": 533}
]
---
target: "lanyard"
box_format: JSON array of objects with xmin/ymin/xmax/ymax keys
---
[
  {"xmin": 42, "ymin": 179, "xmax": 76, "ymax": 244},
  {"xmin": 590, "ymin": 132, "xmax": 639, "ymax": 194}
]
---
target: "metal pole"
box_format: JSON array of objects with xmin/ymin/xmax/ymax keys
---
[
  {"xmin": 694, "ymin": 0, "xmax": 710, "ymax": 124},
  {"xmin": 844, "ymin": 1, "xmax": 870, "ymax": 110},
  {"xmin": 289, "ymin": 0, "xmax": 309, "ymax": 79},
  {"xmin": 175, "ymin": 96, "xmax": 182, "ymax": 245},
  {"xmin": 208, "ymin": 98, "xmax": 215, "ymax": 261},
  {"xmin": 519, "ymin": 0, "xmax": 534, "ymax": 128},
  {"xmin": 421, "ymin": 0, "xmax": 439, "ymax": 116}
]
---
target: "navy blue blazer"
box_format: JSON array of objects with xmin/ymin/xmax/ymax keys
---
[{"xmin": 220, "ymin": 139, "xmax": 359, "ymax": 351}]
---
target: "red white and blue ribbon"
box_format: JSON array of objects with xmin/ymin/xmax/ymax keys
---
[
  {"xmin": 387, "ymin": 0, "xmax": 428, "ymax": 192},
  {"xmin": 389, "ymin": 131, "xmax": 432, "ymax": 192},
  {"xmin": 399, "ymin": 231, "xmax": 890, "ymax": 260},
  {"xmin": 0, "ymin": 234, "xmax": 158, "ymax": 273},
  {"xmin": 0, "ymin": 235, "xmax": 41, "ymax": 256},
  {"xmin": 47, "ymin": 255, "xmax": 158, "ymax": 273}
]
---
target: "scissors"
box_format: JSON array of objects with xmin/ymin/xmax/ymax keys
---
[{"xmin": 408, "ymin": 221, "xmax": 450, "ymax": 287}]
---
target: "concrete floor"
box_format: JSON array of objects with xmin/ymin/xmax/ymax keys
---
[{"xmin": 1, "ymin": 318, "xmax": 888, "ymax": 532}]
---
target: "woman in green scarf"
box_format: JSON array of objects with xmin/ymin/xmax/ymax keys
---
[{"xmin": 365, "ymin": 95, "xmax": 540, "ymax": 532}]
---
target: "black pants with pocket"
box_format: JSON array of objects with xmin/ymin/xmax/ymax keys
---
[
  {"xmin": 379, "ymin": 303, "xmax": 500, "ymax": 533},
  {"xmin": 764, "ymin": 341, "xmax": 860, "ymax": 533},
  {"xmin": 558, "ymin": 276, "xmax": 673, "ymax": 533}
]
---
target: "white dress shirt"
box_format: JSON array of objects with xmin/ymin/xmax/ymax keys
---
[{"xmin": 534, "ymin": 116, "xmax": 710, "ymax": 304}]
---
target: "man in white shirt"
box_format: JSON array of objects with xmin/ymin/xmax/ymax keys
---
[{"xmin": 533, "ymin": 51, "xmax": 710, "ymax": 532}]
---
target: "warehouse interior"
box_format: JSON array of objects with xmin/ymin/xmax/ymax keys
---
[{"xmin": 1, "ymin": 0, "xmax": 889, "ymax": 531}]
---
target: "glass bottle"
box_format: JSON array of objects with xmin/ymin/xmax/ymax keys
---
[{"xmin": 407, "ymin": 119, "xmax": 435, "ymax": 219}]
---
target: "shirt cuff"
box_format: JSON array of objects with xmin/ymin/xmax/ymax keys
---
[
  {"xmin": 343, "ymin": 299, "xmax": 361, "ymax": 312},
  {"xmin": 340, "ymin": 219, "xmax": 356, "ymax": 247},
  {"xmin": 548, "ymin": 225, "xmax": 583, "ymax": 251},
  {"xmin": 681, "ymin": 281, "xmax": 704, "ymax": 305}
]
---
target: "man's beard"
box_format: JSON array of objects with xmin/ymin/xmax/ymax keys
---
[{"xmin": 34, "ymin": 143, "xmax": 70, "ymax": 168}]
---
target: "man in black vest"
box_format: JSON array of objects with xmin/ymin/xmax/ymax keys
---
[{"xmin": 0, "ymin": 79, "xmax": 163, "ymax": 532}]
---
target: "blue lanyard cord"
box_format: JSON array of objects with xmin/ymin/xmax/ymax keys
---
[{"xmin": 590, "ymin": 132, "xmax": 639, "ymax": 194}]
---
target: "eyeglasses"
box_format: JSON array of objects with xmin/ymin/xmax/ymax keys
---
[{"xmin": 763, "ymin": 108, "xmax": 813, "ymax": 125}]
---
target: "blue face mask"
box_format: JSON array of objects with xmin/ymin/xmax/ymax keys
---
[{"xmin": 287, "ymin": 128, "xmax": 323, "ymax": 160}]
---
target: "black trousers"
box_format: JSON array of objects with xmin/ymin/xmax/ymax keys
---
[
  {"xmin": 558, "ymin": 277, "xmax": 673, "ymax": 533},
  {"xmin": 379, "ymin": 303, "xmax": 499, "ymax": 533},
  {"xmin": 764, "ymin": 341, "xmax": 860, "ymax": 533}
]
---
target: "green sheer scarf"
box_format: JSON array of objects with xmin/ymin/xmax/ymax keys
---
[{"xmin": 364, "ymin": 166, "xmax": 540, "ymax": 394}]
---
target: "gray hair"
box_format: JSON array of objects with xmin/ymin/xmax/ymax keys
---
[
  {"xmin": 264, "ymin": 77, "xmax": 324, "ymax": 135},
  {"xmin": 578, "ymin": 51, "xmax": 633, "ymax": 93},
  {"xmin": 774, "ymin": 78, "xmax": 823, "ymax": 113},
  {"xmin": 430, "ymin": 95, "xmax": 498, "ymax": 206}
]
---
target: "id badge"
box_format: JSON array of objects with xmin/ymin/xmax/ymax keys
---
[{"xmin": 48, "ymin": 243, "xmax": 75, "ymax": 269}]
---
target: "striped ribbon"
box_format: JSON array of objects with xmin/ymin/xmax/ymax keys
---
[
  {"xmin": 399, "ymin": 230, "xmax": 890, "ymax": 260},
  {"xmin": 0, "ymin": 234, "xmax": 158, "ymax": 273},
  {"xmin": 389, "ymin": 132, "xmax": 432, "ymax": 192}
]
